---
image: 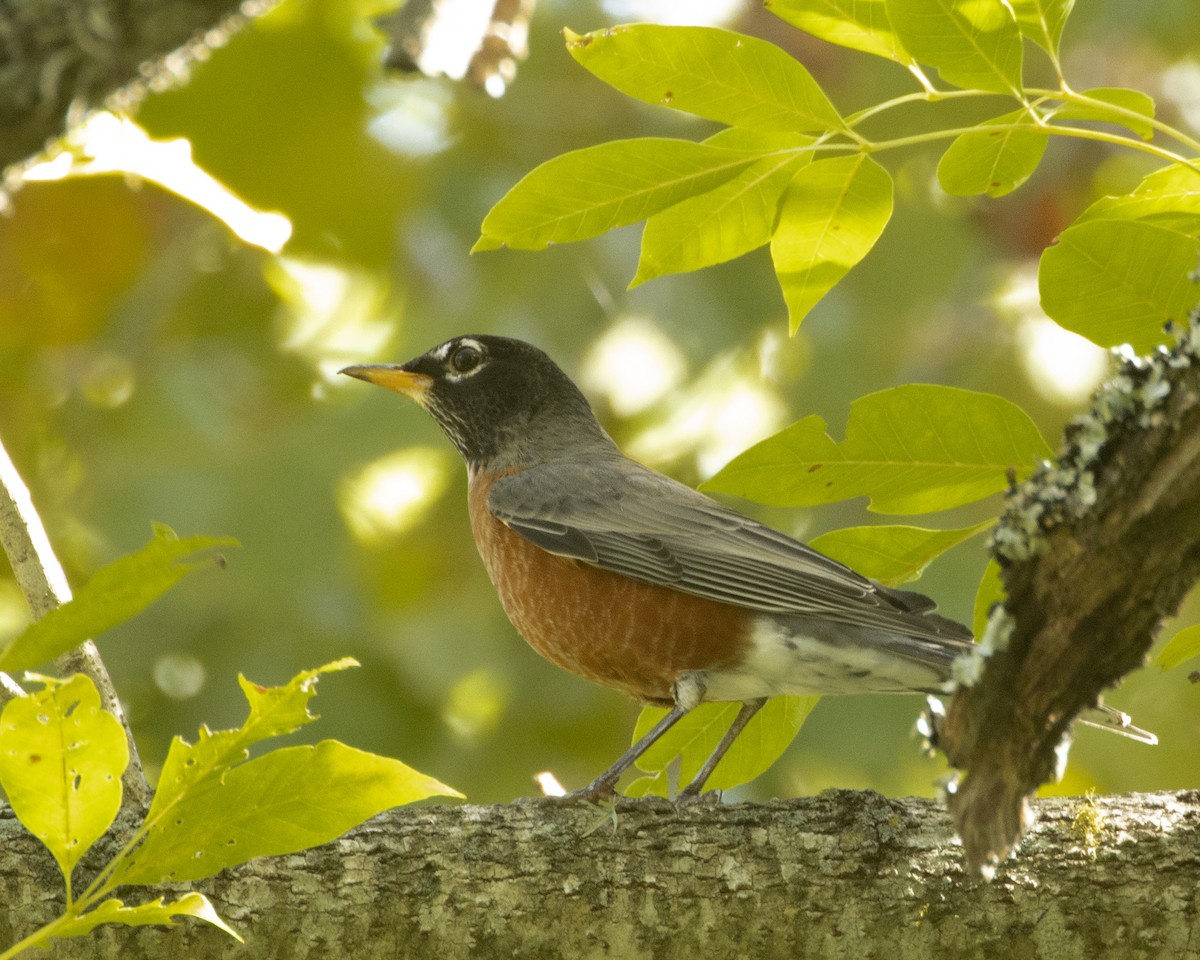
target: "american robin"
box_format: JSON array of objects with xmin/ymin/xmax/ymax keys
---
[{"xmin": 342, "ymin": 335, "xmax": 1154, "ymax": 799}]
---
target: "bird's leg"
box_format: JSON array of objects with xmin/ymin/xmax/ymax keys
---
[
  {"xmin": 563, "ymin": 700, "xmax": 692, "ymax": 802},
  {"xmin": 677, "ymin": 698, "xmax": 768, "ymax": 801}
]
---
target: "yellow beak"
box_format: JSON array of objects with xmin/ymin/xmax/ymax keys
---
[{"xmin": 340, "ymin": 364, "xmax": 433, "ymax": 402}]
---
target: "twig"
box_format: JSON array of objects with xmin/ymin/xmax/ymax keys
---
[{"xmin": 0, "ymin": 434, "xmax": 151, "ymax": 811}]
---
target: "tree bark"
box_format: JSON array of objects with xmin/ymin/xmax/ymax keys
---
[
  {"xmin": 941, "ymin": 329, "xmax": 1200, "ymax": 875},
  {"xmin": 2, "ymin": 791, "xmax": 1198, "ymax": 959},
  {"xmin": 0, "ymin": 0, "xmax": 255, "ymax": 175}
]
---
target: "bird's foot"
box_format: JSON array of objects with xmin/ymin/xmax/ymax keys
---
[{"xmin": 675, "ymin": 786, "xmax": 724, "ymax": 806}]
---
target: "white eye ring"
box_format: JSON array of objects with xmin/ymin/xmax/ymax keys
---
[{"xmin": 448, "ymin": 341, "xmax": 484, "ymax": 375}]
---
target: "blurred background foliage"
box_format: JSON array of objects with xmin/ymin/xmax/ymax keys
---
[{"xmin": 1, "ymin": 0, "xmax": 1198, "ymax": 803}]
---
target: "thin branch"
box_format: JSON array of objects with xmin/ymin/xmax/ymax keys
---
[{"xmin": 0, "ymin": 434, "xmax": 151, "ymax": 811}]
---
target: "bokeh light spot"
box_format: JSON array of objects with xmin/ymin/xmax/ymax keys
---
[
  {"xmin": 581, "ymin": 316, "xmax": 687, "ymax": 417},
  {"xmin": 152, "ymin": 652, "xmax": 207, "ymax": 700},
  {"xmin": 443, "ymin": 667, "xmax": 509, "ymax": 740},
  {"xmin": 339, "ymin": 448, "xmax": 452, "ymax": 544}
]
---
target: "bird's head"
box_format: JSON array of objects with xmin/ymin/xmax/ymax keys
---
[{"xmin": 341, "ymin": 335, "xmax": 614, "ymax": 470}]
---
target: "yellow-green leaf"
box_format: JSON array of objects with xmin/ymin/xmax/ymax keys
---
[
  {"xmin": 54, "ymin": 894, "xmax": 241, "ymax": 942},
  {"xmin": 1076, "ymin": 163, "xmax": 1200, "ymax": 234},
  {"xmin": 1053, "ymin": 87, "xmax": 1155, "ymax": 140},
  {"xmin": 702, "ymin": 384, "xmax": 1052, "ymax": 513},
  {"xmin": 146, "ymin": 658, "xmax": 357, "ymax": 824},
  {"xmin": 474, "ymin": 138, "xmax": 767, "ymax": 252},
  {"xmin": 0, "ymin": 674, "xmax": 128, "ymax": 884},
  {"xmin": 112, "ymin": 660, "xmax": 460, "ymax": 887},
  {"xmin": 766, "ymin": 0, "xmax": 915, "ymax": 66},
  {"xmin": 937, "ymin": 109, "xmax": 1048, "ymax": 198},
  {"xmin": 564, "ymin": 24, "xmax": 845, "ymax": 134},
  {"xmin": 634, "ymin": 130, "xmax": 813, "ymax": 286},
  {"xmin": 1156, "ymin": 624, "xmax": 1200, "ymax": 671},
  {"xmin": 1039, "ymin": 219, "xmax": 1200, "ymax": 351},
  {"xmin": 808, "ymin": 521, "xmax": 993, "ymax": 586},
  {"xmin": 114, "ymin": 740, "xmax": 461, "ymax": 886},
  {"xmin": 887, "ymin": 0, "xmax": 1023, "ymax": 96},
  {"xmin": 770, "ymin": 154, "xmax": 894, "ymax": 331},
  {"xmin": 627, "ymin": 696, "xmax": 818, "ymax": 797},
  {"xmin": 1009, "ymin": 0, "xmax": 1074, "ymax": 57},
  {"xmin": 0, "ymin": 525, "xmax": 236, "ymax": 674},
  {"xmin": 971, "ymin": 558, "xmax": 1004, "ymax": 639}
]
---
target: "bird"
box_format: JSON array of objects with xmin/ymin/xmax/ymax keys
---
[{"xmin": 341, "ymin": 335, "xmax": 1155, "ymax": 800}]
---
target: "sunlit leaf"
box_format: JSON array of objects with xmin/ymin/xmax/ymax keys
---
[
  {"xmin": 0, "ymin": 525, "xmax": 236, "ymax": 673},
  {"xmin": 703, "ymin": 384, "xmax": 1052, "ymax": 513},
  {"xmin": 766, "ymin": 0, "xmax": 915, "ymax": 66},
  {"xmin": 1156, "ymin": 624, "xmax": 1200, "ymax": 671},
  {"xmin": 564, "ymin": 24, "xmax": 846, "ymax": 134},
  {"xmin": 1009, "ymin": 0, "xmax": 1074, "ymax": 57},
  {"xmin": 474, "ymin": 138, "xmax": 770, "ymax": 252},
  {"xmin": 54, "ymin": 894, "xmax": 241, "ymax": 942},
  {"xmin": 627, "ymin": 696, "xmax": 818, "ymax": 797},
  {"xmin": 0, "ymin": 674, "xmax": 128, "ymax": 883},
  {"xmin": 634, "ymin": 130, "xmax": 813, "ymax": 286},
  {"xmin": 971, "ymin": 558, "xmax": 1003, "ymax": 639},
  {"xmin": 146, "ymin": 658, "xmax": 359, "ymax": 824},
  {"xmin": 1039, "ymin": 219, "xmax": 1200, "ymax": 351},
  {"xmin": 808, "ymin": 521, "xmax": 993, "ymax": 586},
  {"xmin": 770, "ymin": 154, "xmax": 894, "ymax": 331},
  {"xmin": 1053, "ymin": 87, "xmax": 1155, "ymax": 140},
  {"xmin": 1076, "ymin": 163, "xmax": 1200, "ymax": 234},
  {"xmin": 114, "ymin": 740, "xmax": 460, "ymax": 886},
  {"xmin": 937, "ymin": 109, "xmax": 1048, "ymax": 197},
  {"xmin": 886, "ymin": 0, "xmax": 1023, "ymax": 95},
  {"xmin": 111, "ymin": 659, "xmax": 460, "ymax": 887}
]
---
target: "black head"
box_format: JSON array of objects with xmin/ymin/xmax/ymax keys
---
[{"xmin": 341, "ymin": 335, "xmax": 615, "ymax": 469}]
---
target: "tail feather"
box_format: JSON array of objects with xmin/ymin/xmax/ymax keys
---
[{"xmin": 1079, "ymin": 703, "xmax": 1158, "ymax": 745}]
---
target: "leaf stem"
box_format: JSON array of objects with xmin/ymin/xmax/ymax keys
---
[{"xmin": 863, "ymin": 122, "xmax": 1200, "ymax": 173}]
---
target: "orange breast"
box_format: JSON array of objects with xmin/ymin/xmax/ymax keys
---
[{"xmin": 468, "ymin": 471, "xmax": 751, "ymax": 703}]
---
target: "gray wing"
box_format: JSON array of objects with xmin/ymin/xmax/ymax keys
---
[{"xmin": 487, "ymin": 458, "xmax": 972, "ymax": 647}]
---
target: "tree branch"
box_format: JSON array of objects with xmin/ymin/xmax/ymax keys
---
[
  {"xmin": 941, "ymin": 322, "xmax": 1200, "ymax": 875},
  {"xmin": 2, "ymin": 792, "xmax": 1197, "ymax": 958},
  {"xmin": 0, "ymin": 0, "xmax": 279, "ymax": 179},
  {"xmin": 0, "ymin": 434, "xmax": 151, "ymax": 810}
]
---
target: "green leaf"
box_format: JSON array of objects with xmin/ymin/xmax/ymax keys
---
[
  {"xmin": 634, "ymin": 130, "xmax": 813, "ymax": 286},
  {"xmin": 0, "ymin": 674, "xmax": 128, "ymax": 884},
  {"xmin": 114, "ymin": 740, "xmax": 460, "ymax": 886},
  {"xmin": 1009, "ymin": 0, "xmax": 1074, "ymax": 57},
  {"xmin": 54, "ymin": 894, "xmax": 241, "ymax": 942},
  {"xmin": 474, "ymin": 138, "xmax": 771, "ymax": 252},
  {"xmin": 765, "ymin": 0, "xmax": 915, "ymax": 66},
  {"xmin": 1156, "ymin": 624, "xmax": 1200, "ymax": 671},
  {"xmin": 0, "ymin": 525, "xmax": 237, "ymax": 674},
  {"xmin": 971, "ymin": 558, "xmax": 1003, "ymax": 639},
  {"xmin": 808, "ymin": 521, "xmax": 993, "ymax": 586},
  {"xmin": 1038, "ymin": 219, "xmax": 1200, "ymax": 351},
  {"xmin": 145, "ymin": 658, "xmax": 359, "ymax": 824},
  {"xmin": 770, "ymin": 154, "xmax": 894, "ymax": 331},
  {"xmin": 564, "ymin": 24, "xmax": 846, "ymax": 134},
  {"xmin": 887, "ymin": 0, "xmax": 1023, "ymax": 96},
  {"xmin": 936, "ymin": 109, "xmax": 1048, "ymax": 197},
  {"xmin": 111, "ymin": 659, "xmax": 460, "ymax": 887},
  {"xmin": 626, "ymin": 696, "xmax": 818, "ymax": 797},
  {"xmin": 1053, "ymin": 87, "xmax": 1156, "ymax": 140},
  {"xmin": 702, "ymin": 384, "xmax": 1052, "ymax": 513},
  {"xmin": 1076, "ymin": 163, "xmax": 1200, "ymax": 234}
]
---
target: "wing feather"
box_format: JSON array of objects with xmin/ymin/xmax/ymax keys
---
[{"xmin": 489, "ymin": 460, "xmax": 971, "ymax": 645}]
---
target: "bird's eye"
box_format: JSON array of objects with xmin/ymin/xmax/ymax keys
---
[{"xmin": 449, "ymin": 343, "xmax": 484, "ymax": 374}]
